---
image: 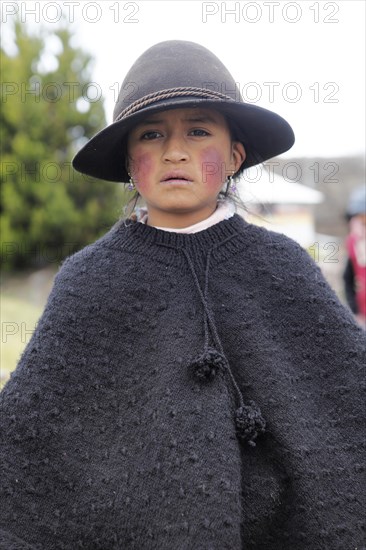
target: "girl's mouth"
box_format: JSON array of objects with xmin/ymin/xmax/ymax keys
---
[{"xmin": 161, "ymin": 171, "xmax": 193, "ymax": 183}]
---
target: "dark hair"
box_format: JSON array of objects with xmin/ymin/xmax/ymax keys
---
[{"xmin": 224, "ymin": 115, "xmax": 264, "ymax": 178}]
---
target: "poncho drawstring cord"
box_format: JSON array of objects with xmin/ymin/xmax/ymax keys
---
[{"xmin": 159, "ymin": 236, "xmax": 266, "ymax": 446}]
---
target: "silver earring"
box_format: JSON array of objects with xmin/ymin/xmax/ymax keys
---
[
  {"xmin": 127, "ymin": 173, "xmax": 135, "ymax": 191},
  {"xmin": 227, "ymin": 172, "xmax": 237, "ymax": 194}
]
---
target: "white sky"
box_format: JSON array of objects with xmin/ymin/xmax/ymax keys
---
[{"xmin": 2, "ymin": 0, "xmax": 366, "ymax": 159}]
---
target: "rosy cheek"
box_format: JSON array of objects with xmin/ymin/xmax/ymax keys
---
[
  {"xmin": 130, "ymin": 151, "xmax": 154, "ymax": 190},
  {"xmin": 200, "ymin": 147, "xmax": 227, "ymax": 187}
]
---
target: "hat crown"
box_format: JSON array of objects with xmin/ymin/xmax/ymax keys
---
[{"xmin": 113, "ymin": 40, "xmax": 242, "ymax": 121}]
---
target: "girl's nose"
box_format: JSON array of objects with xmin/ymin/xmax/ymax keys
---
[{"xmin": 163, "ymin": 136, "xmax": 190, "ymax": 163}]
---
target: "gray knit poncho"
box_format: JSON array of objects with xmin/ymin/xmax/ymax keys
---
[{"xmin": 1, "ymin": 214, "xmax": 365, "ymax": 549}]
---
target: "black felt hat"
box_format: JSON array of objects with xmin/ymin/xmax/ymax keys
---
[{"xmin": 72, "ymin": 40, "xmax": 295, "ymax": 183}]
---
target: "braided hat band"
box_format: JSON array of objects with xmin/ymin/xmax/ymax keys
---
[{"xmin": 116, "ymin": 87, "xmax": 236, "ymax": 122}]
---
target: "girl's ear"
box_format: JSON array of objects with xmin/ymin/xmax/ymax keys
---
[{"xmin": 232, "ymin": 141, "xmax": 246, "ymax": 172}]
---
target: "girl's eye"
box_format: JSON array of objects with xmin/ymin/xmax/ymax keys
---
[
  {"xmin": 141, "ymin": 131, "xmax": 162, "ymax": 140},
  {"xmin": 190, "ymin": 129, "xmax": 209, "ymax": 136}
]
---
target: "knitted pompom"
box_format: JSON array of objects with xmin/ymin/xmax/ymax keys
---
[
  {"xmin": 235, "ymin": 401, "xmax": 266, "ymax": 446},
  {"xmin": 189, "ymin": 348, "xmax": 226, "ymax": 382}
]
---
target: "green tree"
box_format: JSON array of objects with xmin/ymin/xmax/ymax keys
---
[{"xmin": 0, "ymin": 19, "xmax": 127, "ymax": 270}]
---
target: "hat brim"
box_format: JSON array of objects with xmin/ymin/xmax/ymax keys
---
[{"xmin": 72, "ymin": 98, "xmax": 295, "ymax": 182}]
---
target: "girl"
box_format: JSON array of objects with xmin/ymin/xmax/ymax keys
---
[{"xmin": 0, "ymin": 40, "xmax": 364, "ymax": 550}]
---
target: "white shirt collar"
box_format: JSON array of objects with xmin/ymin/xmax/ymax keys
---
[{"xmin": 136, "ymin": 198, "xmax": 235, "ymax": 234}]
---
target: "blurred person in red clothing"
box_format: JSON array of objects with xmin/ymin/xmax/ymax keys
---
[{"xmin": 343, "ymin": 185, "xmax": 366, "ymax": 328}]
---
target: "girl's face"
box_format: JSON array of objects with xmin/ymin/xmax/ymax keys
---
[{"xmin": 127, "ymin": 107, "xmax": 245, "ymax": 228}]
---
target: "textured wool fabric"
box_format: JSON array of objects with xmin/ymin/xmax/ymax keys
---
[{"xmin": 1, "ymin": 214, "xmax": 365, "ymax": 550}]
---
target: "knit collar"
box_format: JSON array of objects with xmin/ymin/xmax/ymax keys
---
[
  {"xmin": 107, "ymin": 213, "xmax": 253, "ymax": 264},
  {"xmin": 101, "ymin": 214, "xmax": 258, "ymax": 273}
]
